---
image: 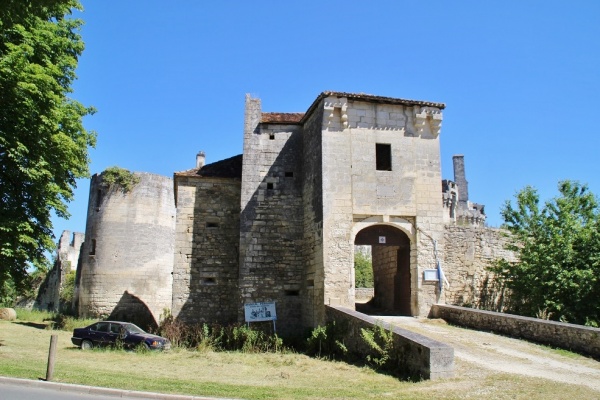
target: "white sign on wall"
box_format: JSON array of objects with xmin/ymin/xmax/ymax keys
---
[
  {"xmin": 244, "ymin": 302, "xmax": 277, "ymax": 322},
  {"xmin": 379, "ymin": 236, "xmax": 386, "ymax": 244}
]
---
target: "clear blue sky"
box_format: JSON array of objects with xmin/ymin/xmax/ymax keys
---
[{"xmin": 53, "ymin": 0, "xmax": 600, "ymax": 240}]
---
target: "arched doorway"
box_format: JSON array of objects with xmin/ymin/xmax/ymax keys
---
[{"xmin": 354, "ymin": 225, "xmax": 411, "ymax": 315}]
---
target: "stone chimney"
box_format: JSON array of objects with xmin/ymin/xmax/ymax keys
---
[
  {"xmin": 453, "ymin": 154, "xmax": 468, "ymax": 210},
  {"xmin": 196, "ymin": 151, "xmax": 205, "ymax": 169}
]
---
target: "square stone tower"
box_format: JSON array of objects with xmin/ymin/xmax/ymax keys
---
[{"xmin": 240, "ymin": 92, "xmax": 446, "ymax": 332}]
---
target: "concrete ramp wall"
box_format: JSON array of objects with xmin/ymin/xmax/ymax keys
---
[
  {"xmin": 326, "ymin": 306, "xmax": 454, "ymax": 380},
  {"xmin": 432, "ymin": 304, "xmax": 600, "ymax": 358}
]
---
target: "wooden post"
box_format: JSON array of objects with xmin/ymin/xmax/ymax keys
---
[{"xmin": 46, "ymin": 334, "xmax": 58, "ymax": 381}]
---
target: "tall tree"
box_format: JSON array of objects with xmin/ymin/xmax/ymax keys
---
[
  {"xmin": 0, "ymin": 0, "xmax": 95, "ymax": 292},
  {"xmin": 492, "ymin": 181, "xmax": 600, "ymax": 326}
]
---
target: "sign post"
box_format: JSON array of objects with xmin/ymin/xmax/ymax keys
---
[{"xmin": 244, "ymin": 302, "xmax": 277, "ymax": 333}]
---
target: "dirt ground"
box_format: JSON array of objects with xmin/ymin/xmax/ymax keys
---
[{"xmin": 380, "ymin": 316, "xmax": 600, "ymax": 392}]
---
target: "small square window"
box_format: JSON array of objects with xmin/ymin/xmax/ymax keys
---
[
  {"xmin": 376, "ymin": 143, "xmax": 392, "ymax": 171},
  {"xmin": 285, "ymin": 171, "xmax": 294, "ymax": 178},
  {"xmin": 267, "ymin": 182, "xmax": 274, "ymax": 190},
  {"xmin": 269, "ymin": 134, "xmax": 275, "ymax": 140}
]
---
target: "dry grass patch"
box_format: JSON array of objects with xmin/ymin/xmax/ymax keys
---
[{"xmin": 1, "ymin": 320, "xmax": 598, "ymax": 399}]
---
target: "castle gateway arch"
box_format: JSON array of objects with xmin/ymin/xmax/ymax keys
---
[{"xmin": 354, "ymin": 224, "xmax": 412, "ymax": 316}]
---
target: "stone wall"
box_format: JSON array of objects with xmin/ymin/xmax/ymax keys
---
[
  {"xmin": 372, "ymin": 245, "xmax": 399, "ymax": 310},
  {"xmin": 326, "ymin": 305, "xmax": 454, "ymax": 380},
  {"xmin": 301, "ymin": 104, "xmax": 325, "ymax": 328},
  {"xmin": 431, "ymin": 304, "xmax": 600, "ymax": 358},
  {"xmin": 442, "ymin": 225, "xmax": 516, "ymax": 310},
  {"xmin": 172, "ymin": 175, "xmax": 241, "ymax": 325},
  {"xmin": 35, "ymin": 231, "xmax": 84, "ymax": 312},
  {"xmin": 355, "ymin": 288, "xmax": 374, "ymax": 302},
  {"xmin": 239, "ymin": 96, "xmax": 306, "ymax": 335},
  {"xmin": 76, "ymin": 172, "xmax": 175, "ymax": 330}
]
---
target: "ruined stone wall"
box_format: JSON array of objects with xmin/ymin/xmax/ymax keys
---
[
  {"xmin": 239, "ymin": 96, "xmax": 305, "ymax": 335},
  {"xmin": 35, "ymin": 231, "xmax": 84, "ymax": 312},
  {"xmin": 172, "ymin": 176, "xmax": 240, "ymax": 325},
  {"xmin": 320, "ymin": 95, "xmax": 445, "ymax": 317},
  {"xmin": 76, "ymin": 172, "xmax": 175, "ymax": 329},
  {"xmin": 442, "ymin": 225, "xmax": 516, "ymax": 310},
  {"xmin": 301, "ymin": 105, "xmax": 325, "ymax": 328}
]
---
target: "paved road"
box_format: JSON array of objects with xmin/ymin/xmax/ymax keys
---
[{"xmin": 0, "ymin": 377, "xmax": 234, "ymax": 400}]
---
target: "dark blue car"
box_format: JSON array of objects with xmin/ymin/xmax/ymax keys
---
[{"xmin": 71, "ymin": 321, "xmax": 171, "ymax": 350}]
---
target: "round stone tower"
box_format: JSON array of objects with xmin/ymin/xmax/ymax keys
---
[{"xmin": 75, "ymin": 170, "xmax": 175, "ymax": 330}]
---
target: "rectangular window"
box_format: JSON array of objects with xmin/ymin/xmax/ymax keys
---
[{"xmin": 376, "ymin": 143, "xmax": 392, "ymax": 171}]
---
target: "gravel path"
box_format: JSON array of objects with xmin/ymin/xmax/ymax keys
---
[{"xmin": 380, "ymin": 316, "xmax": 600, "ymax": 392}]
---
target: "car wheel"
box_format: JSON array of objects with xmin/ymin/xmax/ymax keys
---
[
  {"xmin": 81, "ymin": 340, "xmax": 93, "ymax": 350},
  {"xmin": 137, "ymin": 342, "xmax": 150, "ymax": 352}
]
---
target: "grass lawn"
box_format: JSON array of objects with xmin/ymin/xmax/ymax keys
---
[{"xmin": 0, "ymin": 319, "xmax": 597, "ymax": 400}]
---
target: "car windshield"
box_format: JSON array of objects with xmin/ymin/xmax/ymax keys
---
[{"xmin": 122, "ymin": 323, "xmax": 145, "ymax": 334}]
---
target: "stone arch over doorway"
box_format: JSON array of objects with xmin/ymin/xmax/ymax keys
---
[{"xmin": 354, "ymin": 224, "xmax": 412, "ymax": 315}]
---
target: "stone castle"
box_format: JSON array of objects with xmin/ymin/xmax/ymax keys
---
[{"xmin": 41, "ymin": 92, "xmax": 513, "ymax": 334}]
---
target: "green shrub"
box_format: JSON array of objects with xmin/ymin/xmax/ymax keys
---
[
  {"xmin": 102, "ymin": 166, "xmax": 140, "ymax": 193},
  {"xmin": 355, "ymin": 252, "xmax": 373, "ymax": 288},
  {"xmin": 306, "ymin": 321, "xmax": 348, "ymax": 359},
  {"xmin": 14, "ymin": 307, "xmax": 53, "ymax": 323},
  {"xmin": 156, "ymin": 314, "xmax": 283, "ymax": 353},
  {"xmin": 360, "ymin": 323, "xmax": 394, "ymax": 370}
]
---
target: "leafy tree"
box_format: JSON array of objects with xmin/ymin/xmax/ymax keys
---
[
  {"xmin": 0, "ymin": 0, "xmax": 95, "ymax": 293},
  {"xmin": 355, "ymin": 251, "xmax": 373, "ymax": 288},
  {"xmin": 491, "ymin": 181, "xmax": 600, "ymax": 326}
]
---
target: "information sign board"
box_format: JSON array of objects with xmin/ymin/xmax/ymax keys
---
[{"xmin": 244, "ymin": 302, "xmax": 277, "ymax": 322}]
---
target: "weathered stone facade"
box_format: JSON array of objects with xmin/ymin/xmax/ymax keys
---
[
  {"xmin": 75, "ymin": 172, "xmax": 175, "ymax": 329},
  {"xmin": 71, "ymin": 91, "xmax": 514, "ymax": 334},
  {"xmin": 172, "ymin": 165, "xmax": 241, "ymax": 325},
  {"xmin": 35, "ymin": 231, "xmax": 84, "ymax": 312},
  {"xmin": 442, "ymin": 225, "xmax": 516, "ymax": 310}
]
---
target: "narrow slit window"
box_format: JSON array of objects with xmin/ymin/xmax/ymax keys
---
[
  {"xmin": 89, "ymin": 239, "xmax": 96, "ymax": 255},
  {"xmin": 95, "ymin": 190, "xmax": 102, "ymax": 209},
  {"xmin": 285, "ymin": 171, "xmax": 294, "ymax": 178},
  {"xmin": 206, "ymin": 222, "xmax": 219, "ymax": 228},
  {"xmin": 202, "ymin": 277, "xmax": 216, "ymax": 285},
  {"xmin": 376, "ymin": 143, "xmax": 392, "ymax": 171},
  {"xmin": 285, "ymin": 290, "xmax": 300, "ymax": 296}
]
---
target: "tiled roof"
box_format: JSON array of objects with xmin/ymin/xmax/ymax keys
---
[
  {"xmin": 259, "ymin": 92, "xmax": 445, "ymax": 127},
  {"xmin": 261, "ymin": 112, "xmax": 305, "ymax": 124},
  {"xmin": 300, "ymin": 91, "xmax": 445, "ymax": 124},
  {"xmin": 174, "ymin": 154, "xmax": 243, "ymax": 179},
  {"xmin": 320, "ymin": 91, "xmax": 446, "ymax": 109}
]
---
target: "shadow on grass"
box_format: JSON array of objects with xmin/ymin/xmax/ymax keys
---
[{"xmin": 14, "ymin": 321, "xmax": 48, "ymax": 330}]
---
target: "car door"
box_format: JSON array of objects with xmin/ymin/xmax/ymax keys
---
[
  {"xmin": 94, "ymin": 322, "xmax": 112, "ymax": 346},
  {"xmin": 109, "ymin": 323, "xmax": 123, "ymax": 346}
]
